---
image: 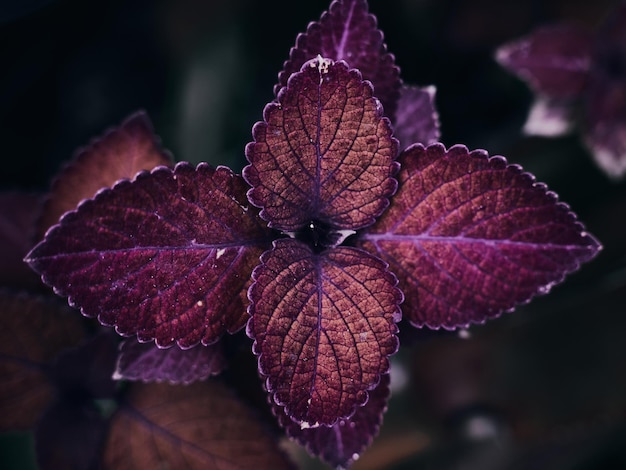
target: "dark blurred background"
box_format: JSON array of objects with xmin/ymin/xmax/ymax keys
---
[{"xmin": 1, "ymin": 0, "xmax": 625, "ymax": 468}]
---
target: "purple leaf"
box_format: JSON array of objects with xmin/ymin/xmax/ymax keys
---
[
  {"xmin": 584, "ymin": 79, "xmax": 626, "ymax": 178},
  {"xmin": 103, "ymin": 381, "xmax": 295, "ymax": 470},
  {"xmin": 276, "ymin": 0, "xmax": 400, "ymax": 117},
  {"xmin": 0, "ymin": 292, "xmax": 85, "ymax": 431},
  {"xmin": 0, "ymin": 192, "xmax": 43, "ymax": 289},
  {"xmin": 275, "ymin": 373, "xmax": 390, "ymax": 469},
  {"xmin": 496, "ymin": 24, "xmax": 593, "ymax": 99},
  {"xmin": 38, "ymin": 111, "xmax": 174, "ymax": 240},
  {"xmin": 393, "ymin": 85, "xmax": 440, "ymax": 150},
  {"xmin": 583, "ymin": 3, "xmax": 626, "ymax": 178},
  {"xmin": 247, "ymin": 238, "xmax": 401, "ymax": 427},
  {"xmin": 36, "ymin": 335, "xmax": 115, "ymax": 469},
  {"xmin": 358, "ymin": 143, "xmax": 601, "ymax": 329},
  {"xmin": 114, "ymin": 338, "xmax": 226, "ymax": 384},
  {"xmin": 245, "ymin": 58, "xmax": 398, "ymax": 234},
  {"xmin": 523, "ymin": 97, "xmax": 575, "ymax": 137},
  {"xmin": 26, "ymin": 164, "xmax": 273, "ymax": 348}
]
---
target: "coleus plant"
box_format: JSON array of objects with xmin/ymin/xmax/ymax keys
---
[
  {"xmin": 23, "ymin": 0, "xmax": 601, "ymax": 468},
  {"xmin": 496, "ymin": 1, "xmax": 626, "ymax": 179}
]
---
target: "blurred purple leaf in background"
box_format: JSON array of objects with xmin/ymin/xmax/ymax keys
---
[
  {"xmin": 103, "ymin": 381, "xmax": 294, "ymax": 470},
  {"xmin": 114, "ymin": 338, "xmax": 226, "ymax": 384},
  {"xmin": 38, "ymin": 111, "xmax": 174, "ymax": 240},
  {"xmin": 497, "ymin": 2, "xmax": 626, "ymax": 178}
]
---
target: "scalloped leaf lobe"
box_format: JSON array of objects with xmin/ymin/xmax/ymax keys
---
[
  {"xmin": 248, "ymin": 238, "xmax": 401, "ymax": 426},
  {"xmin": 276, "ymin": 0, "xmax": 401, "ymax": 117},
  {"xmin": 27, "ymin": 164, "xmax": 272, "ymax": 348},
  {"xmin": 359, "ymin": 143, "xmax": 601, "ymax": 329},
  {"xmin": 245, "ymin": 59, "xmax": 398, "ymax": 233}
]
